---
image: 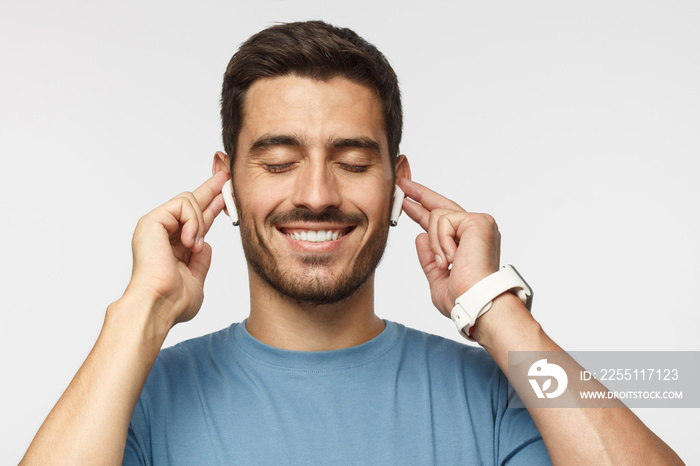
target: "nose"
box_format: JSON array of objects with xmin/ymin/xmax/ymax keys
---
[{"xmin": 290, "ymin": 160, "xmax": 342, "ymax": 213}]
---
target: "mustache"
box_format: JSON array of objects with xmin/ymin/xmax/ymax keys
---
[{"xmin": 267, "ymin": 208, "xmax": 367, "ymax": 226}]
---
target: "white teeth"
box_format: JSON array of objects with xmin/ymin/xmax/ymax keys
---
[{"xmin": 286, "ymin": 229, "xmax": 346, "ymax": 243}]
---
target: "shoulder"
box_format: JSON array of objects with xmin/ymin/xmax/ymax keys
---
[
  {"xmin": 144, "ymin": 323, "xmax": 239, "ymax": 389},
  {"xmin": 393, "ymin": 322, "xmax": 504, "ymax": 384},
  {"xmin": 390, "ymin": 323, "xmax": 522, "ymax": 440},
  {"xmin": 163, "ymin": 323, "xmax": 236, "ymax": 357},
  {"xmin": 397, "ymin": 322, "xmax": 495, "ymax": 362}
]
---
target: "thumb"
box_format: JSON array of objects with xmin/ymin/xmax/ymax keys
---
[
  {"xmin": 188, "ymin": 241, "xmax": 213, "ymax": 284},
  {"xmin": 415, "ymin": 233, "xmax": 448, "ymax": 286}
]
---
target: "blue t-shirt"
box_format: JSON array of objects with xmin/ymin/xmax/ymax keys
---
[{"xmin": 124, "ymin": 321, "xmax": 550, "ymax": 465}]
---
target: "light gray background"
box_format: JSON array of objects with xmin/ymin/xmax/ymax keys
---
[{"xmin": 2, "ymin": 0, "xmax": 698, "ymax": 463}]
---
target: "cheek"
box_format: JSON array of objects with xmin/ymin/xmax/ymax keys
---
[
  {"xmin": 235, "ymin": 171, "xmax": 292, "ymax": 214},
  {"xmin": 346, "ymin": 183, "xmax": 391, "ymax": 219}
]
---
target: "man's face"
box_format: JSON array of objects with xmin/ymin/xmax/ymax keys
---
[{"xmin": 231, "ymin": 75, "xmax": 396, "ymax": 306}]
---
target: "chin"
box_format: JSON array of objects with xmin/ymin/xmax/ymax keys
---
[{"xmin": 239, "ymin": 207, "xmax": 391, "ymax": 307}]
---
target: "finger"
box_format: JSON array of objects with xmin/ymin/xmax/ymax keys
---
[
  {"xmin": 437, "ymin": 211, "xmax": 466, "ymax": 264},
  {"xmin": 428, "ymin": 208, "xmax": 453, "ymax": 270},
  {"xmin": 188, "ymin": 241, "xmax": 213, "ymax": 285},
  {"xmin": 399, "ymin": 178, "xmax": 463, "ymax": 213},
  {"xmin": 192, "ymin": 171, "xmax": 229, "ymax": 212},
  {"xmin": 176, "ymin": 197, "xmax": 203, "ymax": 250},
  {"xmin": 201, "ymin": 193, "xmax": 226, "ymax": 235},
  {"xmin": 415, "ymin": 233, "xmax": 435, "ymax": 275},
  {"xmin": 401, "ymin": 196, "xmax": 432, "ymax": 231},
  {"xmin": 177, "ymin": 192, "xmax": 206, "ymax": 251},
  {"xmin": 415, "ymin": 233, "xmax": 449, "ymax": 300},
  {"xmin": 150, "ymin": 196, "xmax": 196, "ymax": 241}
]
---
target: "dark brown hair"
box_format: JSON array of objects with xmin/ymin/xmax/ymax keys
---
[{"xmin": 220, "ymin": 21, "xmax": 402, "ymax": 170}]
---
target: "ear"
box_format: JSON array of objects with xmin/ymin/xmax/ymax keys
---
[
  {"xmin": 213, "ymin": 151, "xmax": 234, "ymax": 217},
  {"xmin": 390, "ymin": 155, "xmax": 411, "ymax": 227},
  {"xmin": 212, "ymin": 151, "xmax": 231, "ymax": 177},
  {"xmin": 394, "ymin": 154, "xmax": 411, "ymax": 184}
]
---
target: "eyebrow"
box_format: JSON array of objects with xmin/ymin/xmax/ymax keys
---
[
  {"xmin": 249, "ymin": 134, "xmax": 303, "ymax": 153},
  {"xmin": 329, "ymin": 137, "xmax": 381, "ymax": 156},
  {"xmin": 248, "ymin": 134, "xmax": 382, "ymax": 158}
]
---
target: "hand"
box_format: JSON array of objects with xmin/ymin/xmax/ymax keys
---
[
  {"xmin": 124, "ymin": 171, "xmax": 228, "ymax": 329},
  {"xmin": 400, "ymin": 179, "xmax": 501, "ymax": 318}
]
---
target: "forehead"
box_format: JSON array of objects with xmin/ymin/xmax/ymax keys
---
[{"xmin": 238, "ymin": 75, "xmax": 388, "ymax": 153}]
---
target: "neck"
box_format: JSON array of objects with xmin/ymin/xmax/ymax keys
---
[{"xmin": 245, "ymin": 269, "xmax": 385, "ymax": 351}]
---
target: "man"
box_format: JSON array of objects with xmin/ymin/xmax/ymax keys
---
[{"xmin": 23, "ymin": 21, "xmax": 683, "ymax": 464}]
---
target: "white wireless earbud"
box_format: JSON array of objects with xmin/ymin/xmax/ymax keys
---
[
  {"xmin": 390, "ymin": 185, "xmax": 404, "ymax": 227},
  {"xmin": 221, "ymin": 180, "xmax": 239, "ymax": 226}
]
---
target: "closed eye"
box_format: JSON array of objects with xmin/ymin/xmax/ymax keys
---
[
  {"xmin": 339, "ymin": 163, "xmax": 369, "ymax": 173},
  {"xmin": 265, "ymin": 163, "xmax": 296, "ymax": 173}
]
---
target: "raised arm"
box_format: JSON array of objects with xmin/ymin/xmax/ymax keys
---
[
  {"xmin": 399, "ymin": 178, "xmax": 684, "ymax": 465},
  {"xmin": 21, "ymin": 171, "xmax": 228, "ymax": 465}
]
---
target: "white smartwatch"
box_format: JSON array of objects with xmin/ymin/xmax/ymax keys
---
[{"xmin": 451, "ymin": 265, "xmax": 533, "ymax": 342}]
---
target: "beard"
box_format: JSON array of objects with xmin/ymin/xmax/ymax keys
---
[{"xmin": 238, "ymin": 206, "xmax": 390, "ymax": 307}]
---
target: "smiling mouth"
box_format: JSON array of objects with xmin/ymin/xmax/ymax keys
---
[{"xmin": 278, "ymin": 227, "xmax": 355, "ymax": 243}]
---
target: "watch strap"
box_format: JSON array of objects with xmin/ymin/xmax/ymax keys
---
[{"xmin": 451, "ymin": 265, "xmax": 533, "ymax": 341}]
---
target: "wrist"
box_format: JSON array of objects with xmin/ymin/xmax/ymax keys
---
[
  {"xmin": 471, "ymin": 291, "xmax": 542, "ymax": 351},
  {"xmin": 107, "ymin": 290, "xmax": 173, "ymax": 349}
]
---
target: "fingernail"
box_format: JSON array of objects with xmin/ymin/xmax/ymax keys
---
[
  {"xmin": 434, "ymin": 254, "xmax": 443, "ymax": 267},
  {"xmin": 198, "ymin": 237, "xmax": 204, "ymax": 249},
  {"xmin": 445, "ymin": 252, "xmax": 452, "ymax": 262}
]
